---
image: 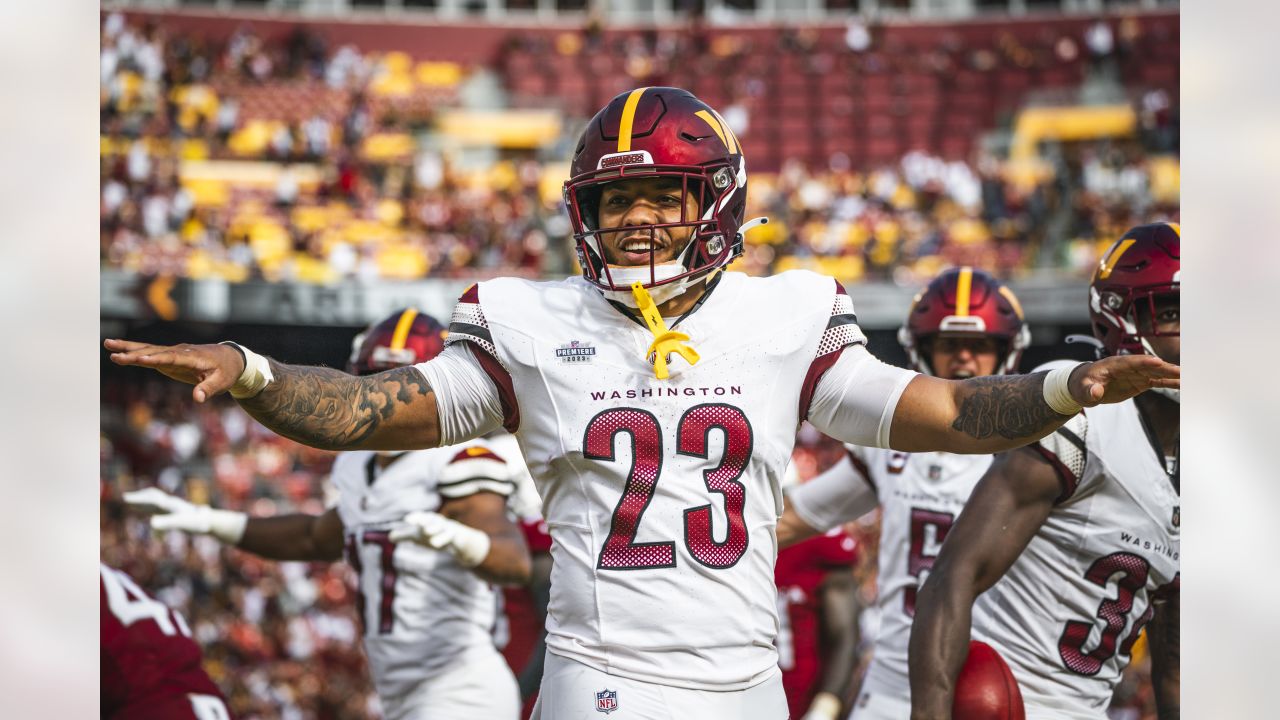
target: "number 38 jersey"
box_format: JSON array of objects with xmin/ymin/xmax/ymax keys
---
[
  {"xmin": 971, "ymin": 364, "xmax": 1180, "ymax": 719},
  {"xmin": 331, "ymin": 443, "xmax": 515, "ymax": 702},
  {"xmin": 787, "ymin": 445, "xmax": 993, "ymax": 697},
  {"xmin": 432, "ymin": 271, "xmax": 910, "ymax": 691}
]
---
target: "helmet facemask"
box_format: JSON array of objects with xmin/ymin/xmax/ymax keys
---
[{"xmin": 566, "ymin": 162, "xmax": 745, "ymax": 307}]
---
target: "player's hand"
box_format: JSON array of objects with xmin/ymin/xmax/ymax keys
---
[
  {"xmin": 1069, "ymin": 355, "xmax": 1180, "ymax": 407},
  {"xmin": 104, "ymin": 339, "xmax": 246, "ymax": 403},
  {"xmin": 123, "ymin": 488, "xmax": 247, "ymax": 543},
  {"xmin": 390, "ymin": 510, "xmax": 491, "ymax": 568}
]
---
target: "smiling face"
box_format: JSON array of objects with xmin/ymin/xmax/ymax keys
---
[
  {"xmin": 928, "ymin": 335, "xmax": 1001, "ymax": 380},
  {"xmin": 596, "ymin": 176, "xmax": 702, "ymax": 267}
]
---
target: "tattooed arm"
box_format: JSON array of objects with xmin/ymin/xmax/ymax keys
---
[
  {"xmin": 1147, "ymin": 589, "xmax": 1180, "ymax": 720},
  {"xmin": 240, "ymin": 360, "xmax": 440, "ymax": 451},
  {"xmin": 890, "ymin": 356, "xmax": 1179, "ymax": 454},
  {"xmin": 105, "ymin": 340, "xmax": 442, "ymax": 451}
]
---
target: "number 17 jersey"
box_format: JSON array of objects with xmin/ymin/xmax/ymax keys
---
[{"xmin": 440, "ymin": 271, "xmax": 907, "ymax": 691}]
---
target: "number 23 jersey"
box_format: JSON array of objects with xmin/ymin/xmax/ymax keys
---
[{"xmin": 429, "ymin": 271, "xmax": 912, "ymax": 691}]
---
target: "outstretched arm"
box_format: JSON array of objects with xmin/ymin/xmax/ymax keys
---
[
  {"xmin": 890, "ymin": 356, "xmax": 1177, "ymax": 454},
  {"xmin": 125, "ymin": 488, "xmax": 345, "ymax": 562},
  {"xmin": 908, "ymin": 447, "xmax": 1061, "ymax": 720},
  {"xmin": 1147, "ymin": 590, "xmax": 1180, "ymax": 720},
  {"xmin": 105, "ymin": 339, "xmax": 442, "ymax": 451},
  {"xmin": 238, "ymin": 508, "xmax": 345, "ymax": 562}
]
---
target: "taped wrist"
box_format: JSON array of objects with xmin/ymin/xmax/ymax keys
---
[
  {"xmin": 446, "ymin": 522, "xmax": 492, "ymax": 568},
  {"xmin": 221, "ymin": 342, "xmax": 274, "ymax": 399},
  {"xmin": 202, "ymin": 507, "xmax": 248, "ymax": 544},
  {"xmin": 1043, "ymin": 362, "xmax": 1086, "ymax": 416}
]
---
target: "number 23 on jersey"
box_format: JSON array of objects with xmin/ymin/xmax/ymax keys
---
[{"xmin": 585, "ymin": 403, "xmax": 753, "ymax": 571}]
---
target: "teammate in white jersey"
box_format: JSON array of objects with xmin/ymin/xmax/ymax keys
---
[
  {"xmin": 107, "ymin": 89, "xmax": 1178, "ymax": 719},
  {"xmin": 909, "ymin": 223, "xmax": 1181, "ymax": 720},
  {"xmin": 776, "ymin": 267, "xmax": 1029, "ymax": 720},
  {"xmin": 126, "ymin": 309, "xmax": 531, "ymax": 720}
]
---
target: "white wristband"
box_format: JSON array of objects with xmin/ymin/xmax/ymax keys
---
[
  {"xmin": 205, "ymin": 508, "xmax": 249, "ymax": 545},
  {"xmin": 448, "ymin": 522, "xmax": 493, "ymax": 568},
  {"xmin": 222, "ymin": 342, "xmax": 274, "ymax": 399},
  {"xmin": 1043, "ymin": 363, "xmax": 1085, "ymax": 416}
]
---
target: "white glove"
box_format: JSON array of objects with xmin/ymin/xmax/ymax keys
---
[
  {"xmin": 800, "ymin": 692, "xmax": 842, "ymax": 720},
  {"xmin": 123, "ymin": 488, "xmax": 248, "ymax": 545},
  {"xmin": 389, "ymin": 510, "xmax": 491, "ymax": 568}
]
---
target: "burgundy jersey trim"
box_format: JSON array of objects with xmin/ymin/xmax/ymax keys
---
[
  {"xmin": 468, "ymin": 342, "xmax": 520, "ymax": 433},
  {"xmin": 799, "ymin": 345, "xmax": 845, "ymax": 422},
  {"xmin": 1030, "ymin": 444, "xmax": 1079, "ymax": 504},
  {"xmin": 846, "ymin": 449, "xmax": 876, "ymax": 494}
]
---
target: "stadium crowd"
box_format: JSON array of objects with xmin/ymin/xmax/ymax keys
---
[{"xmin": 99, "ymin": 12, "xmax": 1177, "ymax": 286}]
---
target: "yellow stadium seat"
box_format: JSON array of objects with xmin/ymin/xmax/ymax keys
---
[
  {"xmin": 371, "ymin": 71, "xmax": 414, "ymax": 98},
  {"xmin": 377, "ymin": 244, "xmax": 429, "ymax": 280},
  {"xmin": 290, "ymin": 205, "xmax": 331, "ymax": 234},
  {"xmin": 182, "ymin": 179, "xmax": 230, "ymax": 208},
  {"xmin": 382, "ymin": 51, "xmax": 413, "ymax": 75},
  {"xmin": 293, "ymin": 253, "xmax": 338, "ymax": 284},
  {"xmin": 361, "ymin": 132, "xmax": 415, "ymax": 162},
  {"xmin": 344, "ymin": 219, "xmax": 399, "ymax": 245},
  {"xmin": 375, "ymin": 199, "xmax": 405, "ymax": 227},
  {"xmin": 228, "ymin": 120, "xmax": 282, "ymax": 157},
  {"xmin": 415, "ymin": 61, "xmax": 464, "ymax": 88}
]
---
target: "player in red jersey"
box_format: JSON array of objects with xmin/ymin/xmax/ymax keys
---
[
  {"xmin": 774, "ymin": 529, "xmax": 861, "ymax": 720},
  {"xmin": 101, "ymin": 563, "xmax": 234, "ymax": 720}
]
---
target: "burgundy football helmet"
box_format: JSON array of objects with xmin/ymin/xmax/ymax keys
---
[
  {"xmin": 347, "ymin": 308, "xmax": 447, "ymax": 376},
  {"xmin": 564, "ymin": 87, "xmax": 750, "ymax": 298},
  {"xmin": 898, "ymin": 267, "xmax": 1030, "ymax": 376},
  {"xmin": 1089, "ymin": 222, "xmax": 1180, "ymax": 357}
]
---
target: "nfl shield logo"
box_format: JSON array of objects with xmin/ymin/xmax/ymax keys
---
[{"xmin": 595, "ymin": 689, "xmax": 618, "ymax": 714}]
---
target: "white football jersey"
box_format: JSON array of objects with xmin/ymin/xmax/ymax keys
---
[
  {"xmin": 440, "ymin": 270, "xmax": 908, "ymax": 691},
  {"xmin": 972, "ymin": 366, "xmax": 1180, "ymax": 719},
  {"xmin": 331, "ymin": 442, "xmax": 515, "ymax": 704},
  {"xmin": 787, "ymin": 445, "xmax": 993, "ymax": 697}
]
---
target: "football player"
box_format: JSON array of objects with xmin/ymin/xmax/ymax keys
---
[
  {"xmin": 775, "ymin": 267, "xmax": 1030, "ymax": 719},
  {"xmin": 908, "ymin": 224, "xmax": 1181, "ymax": 720},
  {"xmin": 126, "ymin": 309, "xmax": 530, "ymax": 720},
  {"xmin": 775, "ymin": 525, "xmax": 861, "ymax": 720},
  {"xmin": 101, "ymin": 563, "xmax": 235, "ymax": 719},
  {"xmin": 107, "ymin": 88, "xmax": 1177, "ymax": 719}
]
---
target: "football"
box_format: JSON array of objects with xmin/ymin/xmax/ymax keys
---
[{"xmin": 952, "ymin": 640, "xmax": 1026, "ymax": 720}]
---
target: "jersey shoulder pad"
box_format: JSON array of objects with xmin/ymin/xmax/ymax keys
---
[{"xmin": 437, "ymin": 441, "xmax": 516, "ymax": 499}]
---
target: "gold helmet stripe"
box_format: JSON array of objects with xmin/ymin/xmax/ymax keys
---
[
  {"xmin": 1165, "ymin": 222, "xmax": 1180, "ymax": 236},
  {"xmin": 390, "ymin": 308, "xmax": 420, "ymax": 351},
  {"xmin": 617, "ymin": 87, "xmax": 650, "ymax": 152},
  {"xmin": 695, "ymin": 110, "xmax": 739, "ymax": 154},
  {"xmin": 998, "ymin": 285, "xmax": 1025, "ymax": 320},
  {"xmin": 955, "ymin": 266, "xmax": 974, "ymax": 316},
  {"xmin": 1098, "ymin": 238, "xmax": 1137, "ymax": 280}
]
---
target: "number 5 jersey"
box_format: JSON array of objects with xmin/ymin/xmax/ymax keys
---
[{"xmin": 416, "ymin": 271, "xmax": 916, "ymax": 691}]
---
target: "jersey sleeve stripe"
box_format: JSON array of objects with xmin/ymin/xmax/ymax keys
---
[
  {"xmin": 827, "ymin": 313, "xmax": 860, "ymax": 330},
  {"xmin": 846, "ymin": 449, "xmax": 876, "ymax": 493},
  {"xmin": 438, "ymin": 478, "xmax": 516, "ymax": 499},
  {"xmin": 469, "ymin": 344, "xmax": 520, "ymax": 433},
  {"xmin": 448, "ymin": 321, "xmax": 493, "ymax": 346},
  {"xmin": 1030, "ymin": 444, "xmax": 1080, "ymax": 504},
  {"xmin": 799, "ymin": 345, "xmax": 845, "ymax": 422}
]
